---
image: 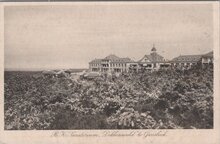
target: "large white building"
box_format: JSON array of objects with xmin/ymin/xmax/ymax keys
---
[
  {"xmin": 89, "ymin": 46, "xmax": 213, "ymax": 72},
  {"xmin": 89, "ymin": 54, "xmax": 134, "ymax": 73}
]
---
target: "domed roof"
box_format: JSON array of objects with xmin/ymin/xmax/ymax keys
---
[{"xmin": 151, "ymin": 45, "xmax": 156, "ymax": 52}]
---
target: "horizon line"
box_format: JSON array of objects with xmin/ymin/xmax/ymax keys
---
[{"xmin": 4, "ymin": 67, "xmax": 89, "ymax": 71}]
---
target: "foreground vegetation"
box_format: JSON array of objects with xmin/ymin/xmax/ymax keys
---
[{"xmin": 4, "ymin": 65, "xmax": 213, "ymax": 129}]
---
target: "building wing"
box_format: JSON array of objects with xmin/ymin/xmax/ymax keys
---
[
  {"xmin": 171, "ymin": 55, "xmax": 202, "ymax": 63},
  {"xmin": 89, "ymin": 54, "xmax": 135, "ymax": 72},
  {"xmin": 202, "ymin": 51, "xmax": 213, "ymax": 58}
]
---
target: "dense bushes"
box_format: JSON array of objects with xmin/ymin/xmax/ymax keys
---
[{"xmin": 4, "ymin": 65, "xmax": 213, "ymax": 129}]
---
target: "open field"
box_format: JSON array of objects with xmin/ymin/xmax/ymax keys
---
[{"xmin": 4, "ymin": 65, "xmax": 213, "ymax": 130}]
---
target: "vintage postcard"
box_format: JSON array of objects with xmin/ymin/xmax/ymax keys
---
[{"xmin": 0, "ymin": 1, "xmax": 219, "ymax": 144}]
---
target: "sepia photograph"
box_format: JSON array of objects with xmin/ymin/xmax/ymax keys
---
[{"xmin": 3, "ymin": 3, "xmax": 215, "ymax": 131}]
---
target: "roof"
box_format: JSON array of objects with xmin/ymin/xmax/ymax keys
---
[
  {"xmin": 111, "ymin": 57, "xmax": 134, "ymax": 63},
  {"xmin": 104, "ymin": 54, "xmax": 120, "ymax": 60},
  {"xmin": 202, "ymin": 51, "xmax": 213, "ymax": 58},
  {"xmin": 89, "ymin": 59, "xmax": 102, "ymax": 64},
  {"xmin": 171, "ymin": 55, "xmax": 202, "ymax": 63},
  {"xmin": 139, "ymin": 52, "xmax": 165, "ymax": 63},
  {"xmin": 89, "ymin": 54, "xmax": 134, "ymax": 64},
  {"xmin": 151, "ymin": 47, "xmax": 156, "ymax": 52}
]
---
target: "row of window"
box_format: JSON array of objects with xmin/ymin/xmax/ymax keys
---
[
  {"xmin": 110, "ymin": 63, "xmax": 126, "ymax": 67},
  {"xmin": 91, "ymin": 62, "xmax": 198, "ymax": 68},
  {"xmin": 90, "ymin": 63, "xmax": 127, "ymax": 67},
  {"xmin": 90, "ymin": 63, "xmax": 100, "ymax": 67},
  {"xmin": 171, "ymin": 62, "xmax": 196, "ymax": 66},
  {"xmin": 91, "ymin": 68, "xmax": 126, "ymax": 72}
]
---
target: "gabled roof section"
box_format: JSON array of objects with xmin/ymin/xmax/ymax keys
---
[
  {"xmin": 104, "ymin": 54, "xmax": 120, "ymax": 60},
  {"xmin": 171, "ymin": 55, "xmax": 202, "ymax": 63},
  {"xmin": 202, "ymin": 51, "xmax": 213, "ymax": 58},
  {"xmin": 139, "ymin": 53, "xmax": 165, "ymax": 63},
  {"xmin": 104, "ymin": 54, "xmax": 134, "ymax": 63},
  {"xmin": 139, "ymin": 55, "xmax": 151, "ymax": 62}
]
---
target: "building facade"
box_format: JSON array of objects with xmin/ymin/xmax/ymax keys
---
[
  {"xmin": 170, "ymin": 55, "xmax": 202, "ymax": 69},
  {"xmin": 89, "ymin": 54, "xmax": 134, "ymax": 73},
  {"xmin": 138, "ymin": 46, "xmax": 170, "ymax": 70},
  {"xmin": 201, "ymin": 51, "xmax": 213, "ymax": 65},
  {"xmin": 89, "ymin": 47, "xmax": 213, "ymax": 72},
  {"xmin": 170, "ymin": 51, "xmax": 213, "ymax": 69}
]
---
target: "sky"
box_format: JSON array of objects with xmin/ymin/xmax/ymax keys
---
[{"xmin": 4, "ymin": 3, "xmax": 213, "ymax": 70}]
